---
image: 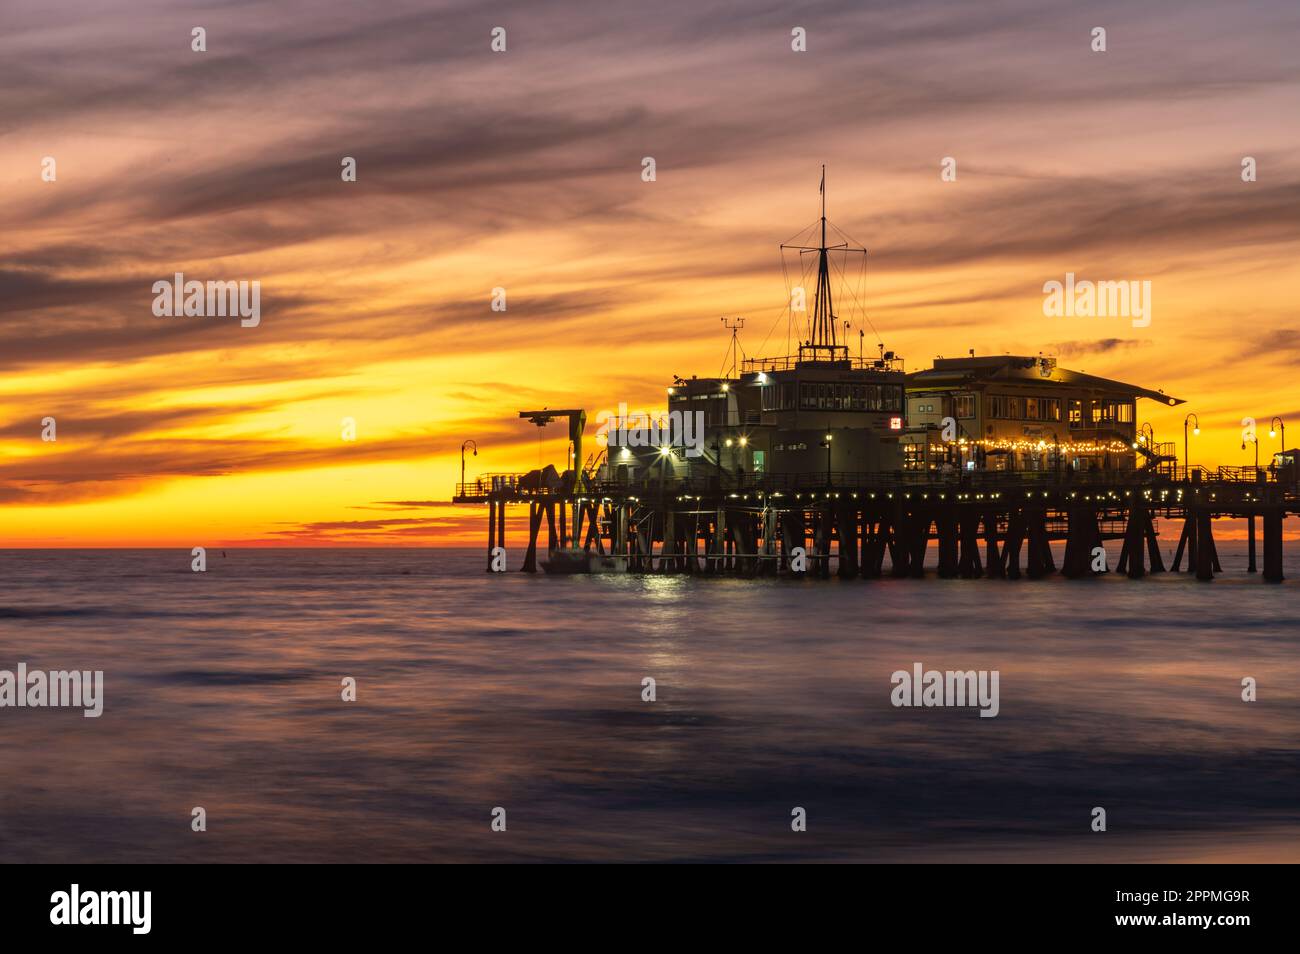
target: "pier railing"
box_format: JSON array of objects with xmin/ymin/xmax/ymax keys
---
[
  {"xmin": 1213, "ymin": 465, "xmax": 1273, "ymax": 483},
  {"xmin": 742, "ymin": 355, "xmax": 905, "ymax": 373},
  {"xmin": 455, "ymin": 473, "xmax": 528, "ymax": 498},
  {"xmin": 454, "ymin": 465, "xmax": 1297, "ymax": 504},
  {"xmin": 594, "ymin": 470, "xmax": 1181, "ymax": 498}
]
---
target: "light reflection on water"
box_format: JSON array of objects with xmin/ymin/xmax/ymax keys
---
[{"xmin": 0, "ymin": 545, "xmax": 1297, "ymax": 862}]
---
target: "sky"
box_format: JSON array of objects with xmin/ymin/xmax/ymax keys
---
[{"xmin": 2, "ymin": 0, "xmax": 1298, "ymax": 546}]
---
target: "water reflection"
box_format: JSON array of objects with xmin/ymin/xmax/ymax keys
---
[{"xmin": 0, "ymin": 545, "xmax": 1296, "ymax": 862}]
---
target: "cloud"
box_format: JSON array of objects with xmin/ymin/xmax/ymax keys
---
[
  {"xmin": 362, "ymin": 501, "xmax": 459, "ymax": 509},
  {"xmin": 3, "ymin": 0, "xmax": 1299, "ymax": 541},
  {"xmin": 1048, "ymin": 338, "xmax": 1152, "ymax": 359}
]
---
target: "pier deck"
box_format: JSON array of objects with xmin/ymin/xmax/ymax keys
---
[{"xmin": 455, "ymin": 468, "xmax": 1299, "ymax": 581}]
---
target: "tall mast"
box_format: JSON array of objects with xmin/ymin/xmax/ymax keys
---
[
  {"xmin": 778, "ymin": 166, "xmax": 865, "ymax": 363},
  {"xmin": 813, "ymin": 164, "xmax": 835, "ymax": 349}
]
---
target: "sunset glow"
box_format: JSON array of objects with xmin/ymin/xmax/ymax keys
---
[{"xmin": 4, "ymin": 0, "xmax": 1299, "ymax": 545}]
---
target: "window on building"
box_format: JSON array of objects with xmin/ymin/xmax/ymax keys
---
[
  {"xmin": 1020, "ymin": 397, "xmax": 1061, "ymax": 421},
  {"xmin": 991, "ymin": 395, "xmax": 1028, "ymax": 419},
  {"xmin": 953, "ymin": 394, "xmax": 976, "ymax": 418},
  {"xmin": 1089, "ymin": 400, "xmax": 1135, "ymax": 425}
]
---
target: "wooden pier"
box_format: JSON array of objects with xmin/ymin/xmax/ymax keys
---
[{"xmin": 457, "ymin": 469, "xmax": 1297, "ymax": 582}]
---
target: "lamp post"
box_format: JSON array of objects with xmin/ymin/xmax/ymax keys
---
[
  {"xmin": 1183, "ymin": 413, "xmax": 1199, "ymax": 480},
  {"xmin": 1242, "ymin": 434, "xmax": 1259, "ymax": 470},
  {"xmin": 820, "ymin": 432, "xmax": 833, "ymax": 489},
  {"xmin": 1267, "ymin": 417, "xmax": 1286, "ymax": 482},
  {"xmin": 460, "ymin": 439, "xmax": 478, "ymax": 492},
  {"xmin": 1136, "ymin": 422, "xmax": 1155, "ymax": 471},
  {"xmin": 713, "ymin": 437, "xmax": 723, "ymax": 492},
  {"xmin": 1243, "ymin": 431, "xmax": 1259, "ymax": 572},
  {"xmin": 657, "ymin": 444, "xmax": 673, "ymax": 500}
]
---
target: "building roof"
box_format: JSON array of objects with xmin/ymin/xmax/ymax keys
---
[{"xmin": 906, "ymin": 355, "xmax": 1184, "ymax": 406}]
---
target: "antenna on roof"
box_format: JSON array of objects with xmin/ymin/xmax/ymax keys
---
[{"xmin": 720, "ymin": 316, "xmax": 745, "ymax": 377}]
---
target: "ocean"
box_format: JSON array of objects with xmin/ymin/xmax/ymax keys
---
[{"xmin": 1, "ymin": 544, "xmax": 1297, "ymax": 863}]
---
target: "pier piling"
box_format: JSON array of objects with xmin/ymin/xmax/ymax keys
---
[
  {"xmin": 1263, "ymin": 507, "xmax": 1285, "ymax": 582},
  {"xmin": 1248, "ymin": 513, "xmax": 1258, "ymax": 573},
  {"xmin": 468, "ymin": 472, "xmax": 1292, "ymax": 583},
  {"xmin": 1195, "ymin": 509, "xmax": 1215, "ymax": 581}
]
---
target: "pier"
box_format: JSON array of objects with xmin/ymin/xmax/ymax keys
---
[
  {"xmin": 455, "ymin": 466, "xmax": 1297, "ymax": 582},
  {"xmin": 454, "ymin": 175, "xmax": 1297, "ymax": 582}
]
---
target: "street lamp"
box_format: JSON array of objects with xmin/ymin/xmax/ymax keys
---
[
  {"xmin": 1135, "ymin": 423, "xmax": 1155, "ymax": 470},
  {"xmin": 1183, "ymin": 413, "xmax": 1199, "ymax": 479},
  {"xmin": 820, "ymin": 432, "xmax": 833, "ymax": 488},
  {"xmin": 1239, "ymin": 432, "xmax": 1262, "ymax": 570},
  {"xmin": 1242, "ymin": 434, "xmax": 1259, "ymax": 470},
  {"xmin": 460, "ymin": 439, "xmax": 478, "ymax": 491},
  {"xmin": 1270, "ymin": 416, "xmax": 1285, "ymax": 450}
]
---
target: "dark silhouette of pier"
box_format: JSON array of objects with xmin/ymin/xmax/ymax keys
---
[
  {"xmin": 454, "ymin": 466, "xmax": 1296, "ymax": 582},
  {"xmin": 456, "ymin": 175, "xmax": 1295, "ymax": 583}
]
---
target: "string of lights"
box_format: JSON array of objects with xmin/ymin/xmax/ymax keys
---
[{"xmin": 942, "ymin": 438, "xmax": 1132, "ymax": 454}]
